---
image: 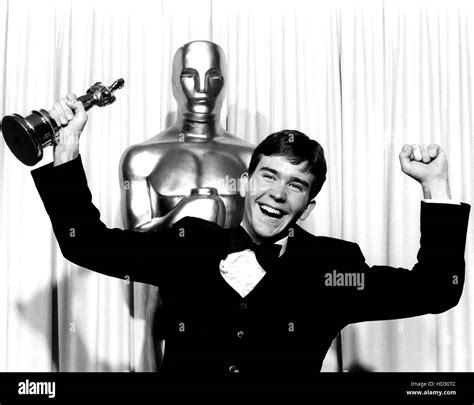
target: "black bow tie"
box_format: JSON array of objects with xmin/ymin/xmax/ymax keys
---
[{"xmin": 225, "ymin": 226, "xmax": 283, "ymax": 271}]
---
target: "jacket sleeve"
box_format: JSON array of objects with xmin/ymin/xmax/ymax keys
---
[
  {"xmin": 343, "ymin": 201, "xmax": 470, "ymax": 324},
  {"xmin": 31, "ymin": 155, "xmax": 186, "ymax": 286}
]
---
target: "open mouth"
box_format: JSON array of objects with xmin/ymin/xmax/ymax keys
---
[{"xmin": 258, "ymin": 203, "xmax": 285, "ymax": 220}]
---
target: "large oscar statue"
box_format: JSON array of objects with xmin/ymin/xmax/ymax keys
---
[{"xmin": 119, "ymin": 40, "xmax": 254, "ymax": 370}]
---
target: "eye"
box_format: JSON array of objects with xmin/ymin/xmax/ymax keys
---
[
  {"xmin": 181, "ymin": 69, "xmax": 197, "ymax": 79},
  {"xmin": 289, "ymin": 183, "xmax": 304, "ymax": 192},
  {"xmin": 262, "ymin": 173, "xmax": 276, "ymax": 181},
  {"xmin": 207, "ymin": 69, "xmax": 223, "ymax": 81}
]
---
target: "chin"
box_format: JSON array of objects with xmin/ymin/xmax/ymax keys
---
[{"xmin": 254, "ymin": 223, "xmax": 287, "ymax": 242}]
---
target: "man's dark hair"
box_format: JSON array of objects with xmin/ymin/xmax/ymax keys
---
[{"xmin": 248, "ymin": 130, "xmax": 327, "ymax": 199}]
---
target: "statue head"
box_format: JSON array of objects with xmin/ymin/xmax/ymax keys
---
[{"xmin": 172, "ymin": 40, "xmax": 227, "ymax": 122}]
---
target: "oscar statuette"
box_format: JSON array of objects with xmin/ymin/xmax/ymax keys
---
[{"xmin": 1, "ymin": 78, "xmax": 124, "ymax": 166}]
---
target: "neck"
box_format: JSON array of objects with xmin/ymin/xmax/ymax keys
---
[
  {"xmin": 175, "ymin": 111, "xmax": 224, "ymax": 140},
  {"xmin": 241, "ymin": 220, "xmax": 259, "ymax": 244}
]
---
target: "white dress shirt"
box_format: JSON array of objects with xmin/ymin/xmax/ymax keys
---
[{"xmin": 219, "ymin": 235, "xmax": 288, "ymax": 298}]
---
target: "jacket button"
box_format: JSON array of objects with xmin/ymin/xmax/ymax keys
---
[
  {"xmin": 236, "ymin": 330, "xmax": 245, "ymax": 339},
  {"xmin": 240, "ymin": 302, "xmax": 247, "ymax": 310},
  {"xmin": 228, "ymin": 365, "xmax": 240, "ymax": 374}
]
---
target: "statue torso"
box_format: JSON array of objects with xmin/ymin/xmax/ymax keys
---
[{"xmin": 124, "ymin": 129, "xmax": 254, "ymax": 228}]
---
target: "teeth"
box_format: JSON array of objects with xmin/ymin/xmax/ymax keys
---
[{"xmin": 260, "ymin": 204, "xmax": 283, "ymax": 216}]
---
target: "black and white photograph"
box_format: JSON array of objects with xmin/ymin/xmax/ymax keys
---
[{"xmin": 0, "ymin": 0, "xmax": 473, "ymax": 401}]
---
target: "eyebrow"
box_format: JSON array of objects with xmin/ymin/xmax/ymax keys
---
[{"xmin": 259, "ymin": 166, "xmax": 310, "ymax": 188}]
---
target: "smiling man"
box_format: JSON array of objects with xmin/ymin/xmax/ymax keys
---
[
  {"xmin": 240, "ymin": 133, "xmax": 325, "ymax": 244},
  {"xmin": 31, "ymin": 97, "xmax": 470, "ymax": 383}
]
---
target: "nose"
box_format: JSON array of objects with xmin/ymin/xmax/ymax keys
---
[
  {"xmin": 197, "ymin": 74, "xmax": 207, "ymax": 93},
  {"xmin": 269, "ymin": 182, "xmax": 287, "ymax": 202}
]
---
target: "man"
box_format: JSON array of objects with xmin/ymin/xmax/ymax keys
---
[
  {"xmin": 118, "ymin": 40, "xmax": 254, "ymax": 370},
  {"xmin": 33, "ymin": 94, "xmax": 470, "ymax": 382}
]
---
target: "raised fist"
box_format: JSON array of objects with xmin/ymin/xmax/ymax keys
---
[
  {"xmin": 49, "ymin": 93, "xmax": 88, "ymax": 166},
  {"xmin": 49, "ymin": 93, "xmax": 88, "ymax": 142},
  {"xmin": 399, "ymin": 144, "xmax": 448, "ymax": 185}
]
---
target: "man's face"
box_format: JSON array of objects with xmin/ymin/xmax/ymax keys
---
[
  {"xmin": 242, "ymin": 155, "xmax": 316, "ymax": 243},
  {"xmin": 172, "ymin": 41, "xmax": 226, "ymax": 121}
]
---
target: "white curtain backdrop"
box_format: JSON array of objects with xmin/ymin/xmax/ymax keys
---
[{"xmin": 0, "ymin": 0, "xmax": 472, "ymax": 372}]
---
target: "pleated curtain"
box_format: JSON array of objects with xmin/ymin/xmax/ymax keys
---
[{"xmin": 0, "ymin": 0, "xmax": 472, "ymax": 372}]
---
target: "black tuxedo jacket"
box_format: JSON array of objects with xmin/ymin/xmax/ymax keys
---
[{"xmin": 32, "ymin": 156, "xmax": 470, "ymax": 383}]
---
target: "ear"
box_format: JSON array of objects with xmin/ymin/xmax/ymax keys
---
[
  {"xmin": 299, "ymin": 200, "xmax": 316, "ymax": 221},
  {"xmin": 239, "ymin": 172, "xmax": 249, "ymax": 197}
]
